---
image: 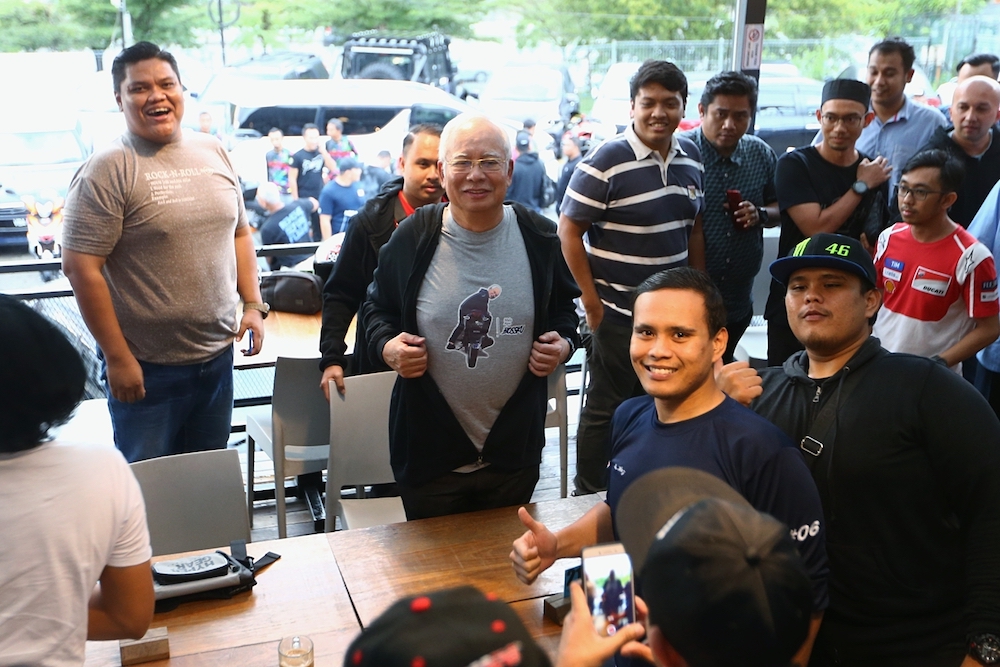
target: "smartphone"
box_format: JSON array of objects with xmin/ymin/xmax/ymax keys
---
[
  {"xmin": 726, "ymin": 189, "xmax": 745, "ymax": 228},
  {"xmin": 243, "ymin": 329, "xmax": 254, "ymax": 355},
  {"xmin": 581, "ymin": 543, "xmax": 635, "ymax": 636}
]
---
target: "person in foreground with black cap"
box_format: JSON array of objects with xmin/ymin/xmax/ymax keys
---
[
  {"xmin": 609, "ymin": 467, "xmax": 813, "ymax": 667},
  {"xmin": 721, "ymin": 232, "xmax": 1000, "ymax": 667},
  {"xmin": 512, "ymin": 267, "xmax": 828, "ymax": 666},
  {"xmin": 765, "ymin": 78, "xmax": 892, "ymax": 365}
]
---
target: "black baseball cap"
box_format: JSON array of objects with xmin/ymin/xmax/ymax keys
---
[
  {"xmin": 615, "ymin": 468, "xmax": 813, "ymax": 667},
  {"xmin": 769, "ymin": 233, "xmax": 877, "ymax": 287},
  {"xmin": 343, "ymin": 586, "xmax": 552, "ymax": 667}
]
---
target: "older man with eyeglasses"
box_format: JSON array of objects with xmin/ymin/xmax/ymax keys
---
[
  {"xmin": 765, "ymin": 78, "xmax": 893, "ymax": 365},
  {"xmin": 362, "ymin": 113, "xmax": 581, "ymax": 520}
]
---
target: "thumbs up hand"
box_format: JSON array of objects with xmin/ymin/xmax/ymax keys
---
[{"xmin": 510, "ymin": 506, "xmax": 559, "ymax": 584}]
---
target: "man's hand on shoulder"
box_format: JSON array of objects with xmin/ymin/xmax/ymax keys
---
[
  {"xmin": 382, "ymin": 332, "xmax": 427, "ymax": 378},
  {"xmin": 715, "ymin": 359, "xmax": 762, "ymax": 407},
  {"xmin": 856, "ymin": 156, "xmax": 892, "ymax": 189},
  {"xmin": 321, "ymin": 364, "xmax": 346, "ymax": 401},
  {"xmin": 529, "ymin": 331, "xmax": 569, "ymax": 377},
  {"xmin": 106, "ymin": 353, "xmax": 146, "ymax": 403}
]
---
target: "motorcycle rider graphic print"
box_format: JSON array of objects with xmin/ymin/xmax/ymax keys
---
[{"xmin": 447, "ymin": 284, "xmax": 502, "ymax": 368}]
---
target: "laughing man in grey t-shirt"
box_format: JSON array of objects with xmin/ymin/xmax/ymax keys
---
[
  {"xmin": 62, "ymin": 42, "xmax": 266, "ymax": 463},
  {"xmin": 363, "ymin": 113, "xmax": 581, "ymax": 520}
]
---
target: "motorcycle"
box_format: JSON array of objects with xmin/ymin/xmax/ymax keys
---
[
  {"xmin": 457, "ymin": 309, "xmax": 492, "ymax": 369},
  {"xmin": 24, "ymin": 193, "xmax": 64, "ymax": 282}
]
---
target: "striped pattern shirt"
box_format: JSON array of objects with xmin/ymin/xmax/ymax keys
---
[{"xmin": 561, "ymin": 124, "xmax": 704, "ymax": 324}]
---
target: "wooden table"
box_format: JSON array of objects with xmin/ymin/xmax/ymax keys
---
[
  {"xmin": 83, "ymin": 495, "xmax": 601, "ymax": 666},
  {"xmin": 84, "ymin": 535, "xmax": 360, "ymax": 667},
  {"xmin": 327, "ymin": 494, "xmax": 603, "ymax": 659}
]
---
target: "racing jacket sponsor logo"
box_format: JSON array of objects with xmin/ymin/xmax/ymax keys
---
[{"xmin": 911, "ymin": 266, "xmax": 951, "ymax": 297}]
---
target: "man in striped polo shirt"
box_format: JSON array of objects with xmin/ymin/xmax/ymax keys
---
[{"xmin": 559, "ymin": 59, "xmax": 706, "ymax": 494}]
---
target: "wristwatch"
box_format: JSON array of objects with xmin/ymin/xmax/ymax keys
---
[
  {"xmin": 969, "ymin": 633, "xmax": 1000, "ymax": 664},
  {"xmin": 757, "ymin": 206, "xmax": 769, "ymax": 226},
  {"xmin": 851, "ymin": 180, "xmax": 869, "ymax": 196},
  {"xmin": 243, "ymin": 302, "xmax": 270, "ymax": 319}
]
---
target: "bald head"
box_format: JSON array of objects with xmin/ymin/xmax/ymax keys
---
[
  {"xmin": 950, "ymin": 75, "xmax": 1000, "ymax": 152},
  {"xmin": 439, "ymin": 113, "xmax": 512, "ymax": 164}
]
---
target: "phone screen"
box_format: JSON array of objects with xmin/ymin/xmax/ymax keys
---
[{"xmin": 582, "ymin": 545, "xmax": 635, "ymax": 636}]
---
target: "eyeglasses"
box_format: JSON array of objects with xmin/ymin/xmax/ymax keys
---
[
  {"xmin": 820, "ymin": 113, "xmax": 864, "ymax": 128},
  {"xmin": 896, "ymin": 185, "xmax": 945, "ymax": 202},
  {"xmin": 446, "ymin": 158, "xmax": 506, "ymax": 174}
]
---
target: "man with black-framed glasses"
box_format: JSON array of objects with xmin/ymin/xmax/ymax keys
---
[
  {"xmin": 363, "ymin": 113, "xmax": 581, "ymax": 519},
  {"xmin": 872, "ymin": 149, "xmax": 999, "ymax": 373},
  {"xmin": 765, "ymin": 78, "xmax": 892, "ymax": 365}
]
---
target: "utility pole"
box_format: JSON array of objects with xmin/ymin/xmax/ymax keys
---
[
  {"xmin": 111, "ymin": 0, "xmax": 133, "ymax": 47},
  {"xmin": 208, "ymin": 0, "xmax": 240, "ymax": 66}
]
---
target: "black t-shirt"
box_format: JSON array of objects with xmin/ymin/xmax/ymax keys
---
[
  {"xmin": 291, "ymin": 148, "xmax": 325, "ymax": 199},
  {"xmin": 767, "ymin": 146, "xmax": 889, "ymax": 317},
  {"xmin": 260, "ymin": 200, "xmax": 313, "ymax": 268}
]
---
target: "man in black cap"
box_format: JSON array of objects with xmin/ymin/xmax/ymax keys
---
[
  {"xmin": 509, "ymin": 130, "xmax": 549, "ymax": 212},
  {"xmin": 766, "ymin": 79, "xmax": 892, "ymax": 364},
  {"xmin": 721, "ymin": 233, "xmax": 1000, "ymax": 667},
  {"xmin": 555, "ymin": 467, "xmax": 814, "ymax": 667}
]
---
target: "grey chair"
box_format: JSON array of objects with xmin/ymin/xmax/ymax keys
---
[
  {"xmin": 545, "ymin": 364, "xmax": 570, "ymax": 498},
  {"xmin": 324, "ymin": 370, "xmax": 406, "ymax": 530},
  {"xmin": 130, "ymin": 449, "xmax": 251, "ymax": 557},
  {"xmin": 245, "ymin": 357, "xmax": 330, "ymax": 538}
]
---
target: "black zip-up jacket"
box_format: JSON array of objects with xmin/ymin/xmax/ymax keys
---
[
  {"xmin": 753, "ymin": 337, "xmax": 1000, "ymax": 659},
  {"xmin": 362, "ymin": 202, "xmax": 581, "ymax": 486},
  {"xmin": 318, "ymin": 176, "xmax": 402, "ymax": 375},
  {"xmin": 921, "ymin": 125, "xmax": 1000, "ymax": 228}
]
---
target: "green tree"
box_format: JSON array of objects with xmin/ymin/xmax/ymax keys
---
[
  {"xmin": 0, "ymin": 0, "xmax": 91, "ymax": 50},
  {"xmin": 511, "ymin": 0, "xmax": 735, "ymax": 47}
]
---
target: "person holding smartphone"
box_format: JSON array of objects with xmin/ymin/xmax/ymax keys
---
[
  {"xmin": 678, "ymin": 71, "xmax": 780, "ymax": 362},
  {"xmin": 511, "ymin": 267, "xmax": 828, "ymax": 666}
]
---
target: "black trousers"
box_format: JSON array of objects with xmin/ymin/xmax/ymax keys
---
[{"xmin": 398, "ymin": 465, "xmax": 540, "ymax": 520}]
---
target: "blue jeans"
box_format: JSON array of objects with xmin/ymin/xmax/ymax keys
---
[{"xmin": 104, "ymin": 347, "xmax": 234, "ymax": 462}]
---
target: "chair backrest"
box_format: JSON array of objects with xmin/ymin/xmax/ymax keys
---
[
  {"xmin": 272, "ymin": 357, "xmax": 330, "ymax": 453},
  {"xmin": 325, "ymin": 371, "xmax": 397, "ymax": 519},
  {"xmin": 130, "ymin": 449, "xmax": 251, "ymax": 557}
]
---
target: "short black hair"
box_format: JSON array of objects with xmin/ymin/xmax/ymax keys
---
[
  {"xmin": 402, "ymin": 123, "xmax": 443, "ymax": 155},
  {"xmin": 901, "ymin": 149, "xmax": 966, "ymax": 193},
  {"xmin": 0, "ymin": 296, "xmax": 86, "ymax": 453},
  {"xmin": 630, "ymin": 60, "xmax": 688, "ymax": 104},
  {"xmin": 633, "ymin": 267, "xmax": 727, "ymax": 336},
  {"xmin": 268, "ymin": 127, "xmax": 282, "ymax": 135},
  {"xmin": 700, "ymin": 70, "xmax": 758, "ymax": 111},
  {"xmin": 869, "ymin": 37, "xmax": 916, "ymax": 72},
  {"xmin": 302, "ymin": 123, "xmax": 319, "ymax": 133},
  {"xmin": 326, "ymin": 118, "xmax": 344, "ymax": 132},
  {"xmin": 958, "ymin": 53, "xmax": 1000, "ymax": 78},
  {"xmin": 112, "ymin": 41, "xmax": 181, "ymax": 95}
]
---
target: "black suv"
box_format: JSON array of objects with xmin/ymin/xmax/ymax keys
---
[{"xmin": 340, "ymin": 31, "xmax": 457, "ymax": 93}]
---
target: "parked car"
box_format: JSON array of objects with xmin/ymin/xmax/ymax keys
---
[
  {"xmin": 476, "ymin": 64, "xmax": 579, "ymax": 153},
  {"xmin": 340, "ymin": 31, "xmax": 457, "ymax": 93},
  {"xmin": 227, "ymin": 51, "xmax": 329, "ymax": 80},
  {"xmin": 0, "ymin": 116, "xmax": 91, "ymax": 248},
  {"xmin": 213, "ymin": 78, "xmax": 530, "ymax": 195},
  {"xmin": 589, "ymin": 61, "xmax": 641, "ymax": 133}
]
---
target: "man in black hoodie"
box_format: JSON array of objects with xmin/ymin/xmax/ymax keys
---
[
  {"xmin": 508, "ymin": 130, "xmax": 549, "ymax": 212},
  {"xmin": 318, "ymin": 123, "xmax": 444, "ymax": 399},
  {"xmin": 721, "ymin": 233, "xmax": 1000, "ymax": 667}
]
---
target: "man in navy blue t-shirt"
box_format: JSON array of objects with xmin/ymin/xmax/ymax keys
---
[{"xmin": 511, "ymin": 267, "xmax": 828, "ymax": 665}]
